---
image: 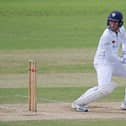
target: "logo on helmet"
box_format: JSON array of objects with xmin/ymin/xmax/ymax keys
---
[{"xmin": 112, "ymin": 13, "xmax": 116, "ymax": 17}]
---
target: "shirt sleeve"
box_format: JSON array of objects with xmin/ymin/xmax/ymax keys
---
[{"xmin": 121, "ymin": 26, "xmax": 126, "ymax": 55}]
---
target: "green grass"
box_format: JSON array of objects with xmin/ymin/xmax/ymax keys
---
[
  {"xmin": 0, "ymin": 63, "xmax": 94, "ymax": 73},
  {"xmin": 39, "ymin": 64, "xmax": 94, "ymax": 73},
  {"xmin": 1, "ymin": 119, "xmax": 126, "ymax": 126},
  {"xmin": 0, "ymin": 0, "xmax": 126, "ymax": 49},
  {"xmin": 0, "ymin": 48, "xmax": 94, "ymax": 74},
  {"xmin": 0, "ymin": 0, "xmax": 125, "ymax": 16},
  {"xmin": 0, "ymin": 15, "xmax": 102, "ymax": 49},
  {"xmin": 0, "ymin": 87, "xmax": 124, "ymax": 104}
]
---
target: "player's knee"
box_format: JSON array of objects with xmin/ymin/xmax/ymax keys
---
[{"xmin": 99, "ymin": 82, "xmax": 117, "ymax": 96}]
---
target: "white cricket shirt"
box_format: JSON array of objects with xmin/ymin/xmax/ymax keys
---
[{"xmin": 94, "ymin": 26, "xmax": 126, "ymax": 65}]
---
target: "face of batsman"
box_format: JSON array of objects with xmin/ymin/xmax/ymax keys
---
[
  {"xmin": 107, "ymin": 11, "xmax": 124, "ymax": 32},
  {"xmin": 109, "ymin": 20, "xmax": 119, "ymax": 32}
]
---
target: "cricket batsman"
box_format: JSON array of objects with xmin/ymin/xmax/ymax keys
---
[{"xmin": 72, "ymin": 10, "xmax": 126, "ymax": 112}]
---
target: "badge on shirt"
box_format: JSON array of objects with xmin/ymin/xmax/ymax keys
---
[{"xmin": 112, "ymin": 40, "xmax": 116, "ymax": 48}]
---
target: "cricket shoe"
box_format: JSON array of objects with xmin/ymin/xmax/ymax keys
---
[
  {"xmin": 72, "ymin": 103, "xmax": 88, "ymax": 112},
  {"xmin": 120, "ymin": 102, "xmax": 126, "ymax": 110}
]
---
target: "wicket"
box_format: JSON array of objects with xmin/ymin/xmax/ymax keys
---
[{"xmin": 28, "ymin": 60, "xmax": 37, "ymax": 112}]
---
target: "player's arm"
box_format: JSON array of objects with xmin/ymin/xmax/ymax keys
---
[{"xmin": 121, "ymin": 26, "xmax": 126, "ymax": 64}]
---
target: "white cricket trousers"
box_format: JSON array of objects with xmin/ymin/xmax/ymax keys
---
[{"xmin": 73, "ymin": 61, "xmax": 126, "ymax": 106}]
